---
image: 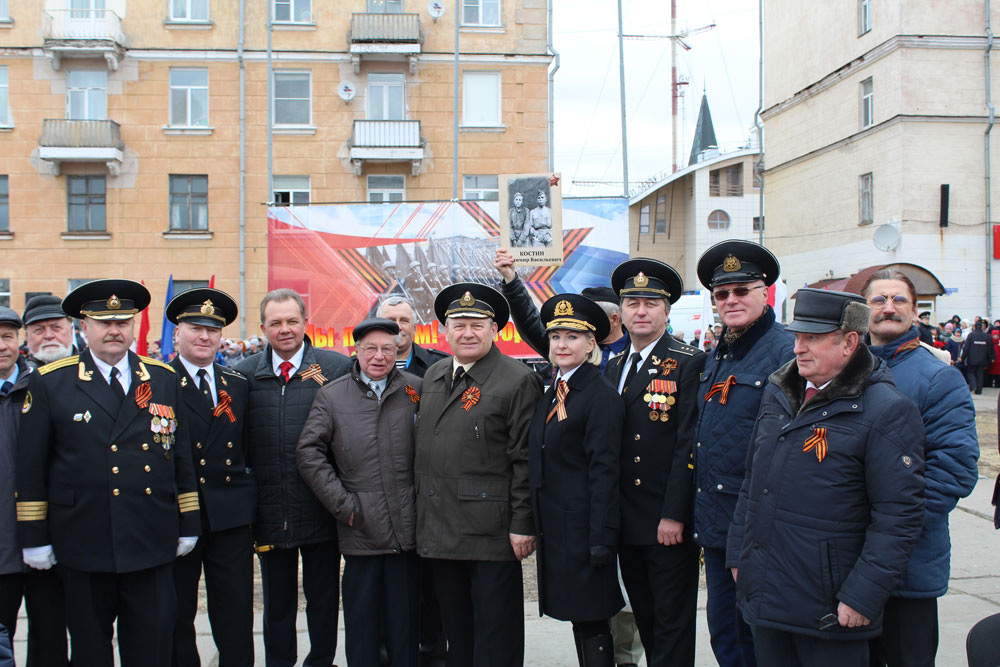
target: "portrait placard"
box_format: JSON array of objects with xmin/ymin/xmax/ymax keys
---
[{"xmin": 498, "ymin": 173, "xmax": 563, "ymax": 265}]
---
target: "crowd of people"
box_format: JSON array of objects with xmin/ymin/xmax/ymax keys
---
[{"xmin": 0, "ymin": 239, "xmax": 986, "ymax": 667}]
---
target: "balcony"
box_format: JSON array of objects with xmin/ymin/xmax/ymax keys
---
[
  {"xmin": 348, "ymin": 13, "xmax": 423, "ymax": 74},
  {"xmin": 42, "ymin": 10, "xmax": 127, "ymax": 71},
  {"xmin": 39, "ymin": 119, "xmax": 125, "ymax": 175},
  {"xmin": 349, "ymin": 120, "xmax": 424, "ymax": 176}
]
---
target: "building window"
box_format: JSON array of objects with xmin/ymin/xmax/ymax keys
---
[
  {"xmin": 66, "ymin": 70, "xmax": 107, "ymax": 120},
  {"xmin": 172, "ymin": 279, "xmax": 210, "ymax": 294},
  {"xmin": 709, "ymin": 164, "xmax": 743, "ymax": 197},
  {"xmin": 0, "ymin": 279, "xmax": 8, "ymax": 308},
  {"xmin": 860, "ymin": 77, "xmax": 874, "ymax": 129},
  {"xmin": 0, "ymin": 176, "xmax": 7, "ymax": 231},
  {"xmin": 367, "ymin": 73, "xmax": 405, "ymax": 121},
  {"xmin": 169, "ymin": 175, "xmax": 208, "ymax": 231},
  {"xmin": 462, "ymin": 71, "xmax": 501, "ymax": 127},
  {"xmin": 273, "ymin": 71, "xmax": 311, "ymax": 126},
  {"xmin": 367, "ymin": 0, "xmax": 402, "ymax": 12},
  {"xmin": 639, "ymin": 203, "xmax": 650, "ymax": 234},
  {"xmin": 367, "ymin": 175, "xmax": 405, "ymax": 203},
  {"xmin": 654, "ymin": 193, "xmax": 667, "ymax": 234},
  {"xmin": 463, "ymin": 175, "xmax": 499, "ymax": 200},
  {"xmin": 463, "ymin": 0, "xmax": 500, "ymax": 25},
  {"xmin": 0, "ymin": 67, "xmax": 9, "ymax": 127},
  {"xmin": 273, "ymin": 175, "xmax": 310, "ymax": 205},
  {"xmin": 169, "ymin": 69, "xmax": 209, "ymax": 127},
  {"xmin": 753, "ymin": 159, "xmax": 763, "ymax": 189},
  {"xmin": 170, "ymin": 0, "xmax": 209, "ymax": 21},
  {"xmin": 859, "ymin": 172, "xmax": 874, "ymax": 225},
  {"xmin": 67, "ymin": 176, "xmax": 106, "ymax": 232},
  {"xmin": 273, "ymin": 0, "xmax": 310, "ymax": 22},
  {"xmin": 858, "ymin": 0, "xmax": 871, "ymax": 35},
  {"xmin": 0, "ymin": 0, "xmax": 9, "ymax": 20},
  {"xmin": 707, "ymin": 210, "xmax": 731, "ymax": 230},
  {"xmin": 753, "ymin": 215, "xmax": 763, "ymax": 233}
]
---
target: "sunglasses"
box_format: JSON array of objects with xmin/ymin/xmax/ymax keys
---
[
  {"xmin": 867, "ymin": 295, "xmax": 910, "ymax": 308},
  {"xmin": 712, "ymin": 285, "xmax": 766, "ymax": 302}
]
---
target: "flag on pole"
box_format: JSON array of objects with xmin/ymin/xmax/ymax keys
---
[
  {"xmin": 137, "ymin": 280, "xmax": 150, "ymax": 356},
  {"xmin": 160, "ymin": 275, "xmax": 175, "ymax": 360},
  {"xmin": 767, "ymin": 276, "xmax": 788, "ymax": 323},
  {"xmin": 209, "ymin": 274, "xmax": 215, "ymax": 288}
]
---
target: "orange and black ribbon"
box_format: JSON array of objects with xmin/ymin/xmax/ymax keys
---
[
  {"xmin": 803, "ymin": 426, "xmax": 828, "ymax": 462},
  {"xmin": 405, "ymin": 385, "xmax": 420, "ymax": 404},
  {"xmin": 299, "ymin": 364, "xmax": 328, "ymax": 386},
  {"xmin": 546, "ymin": 380, "xmax": 569, "ymax": 424},
  {"xmin": 704, "ymin": 374, "xmax": 737, "ymax": 405},
  {"xmin": 213, "ymin": 390, "xmax": 236, "ymax": 423},
  {"xmin": 134, "ymin": 382, "xmax": 152, "ymax": 409},
  {"xmin": 461, "ymin": 386, "xmax": 481, "ymax": 411}
]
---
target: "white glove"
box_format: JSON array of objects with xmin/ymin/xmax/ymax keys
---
[
  {"xmin": 23, "ymin": 545, "xmax": 56, "ymax": 570},
  {"xmin": 176, "ymin": 536, "xmax": 198, "ymax": 557}
]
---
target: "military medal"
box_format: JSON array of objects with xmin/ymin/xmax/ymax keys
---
[
  {"xmin": 650, "ymin": 356, "xmax": 679, "ymax": 376},
  {"xmin": 649, "ymin": 410, "xmax": 660, "ymax": 421},
  {"xmin": 644, "ymin": 379, "xmax": 676, "ymax": 422},
  {"xmin": 148, "ymin": 403, "xmax": 177, "ymax": 458}
]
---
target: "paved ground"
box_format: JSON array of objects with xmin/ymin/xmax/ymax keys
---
[{"xmin": 14, "ymin": 387, "xmax": 1000, "ymax": 666}]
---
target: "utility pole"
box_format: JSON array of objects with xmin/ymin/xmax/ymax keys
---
[{"xmin": 617, "ymin": 0, "xmax": 629, "ymax": 198}]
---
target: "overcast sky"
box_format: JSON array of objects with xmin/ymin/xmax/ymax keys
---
[{"xmin": 552, "ymin": 0, "xmax": 760, "ymax": 198}]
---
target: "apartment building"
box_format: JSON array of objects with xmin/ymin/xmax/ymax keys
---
[{"xmin": 0, "ymin": 0, "xmax": 552, "ymax": 336}]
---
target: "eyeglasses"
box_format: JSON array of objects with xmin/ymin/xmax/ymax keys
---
[
  {"xmin": 712, "ymin": 285, "xmax": 766, "ymax": 302},
  {"xmin": 359, "ymin": 345, "xmax": 396, "ymax": 358},
  {"xmin": 867, "ymin": 295, "xmax": 910, "ymax": 308}
]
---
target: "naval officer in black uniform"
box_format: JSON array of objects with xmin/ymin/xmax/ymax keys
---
[
  {"xmin": 605, "ymin": 260, "xmax": 706, "ymax": 667},
  {"xmin": 167, "ymin": 288, "xmax": 256, "ymax": 667},
  {"xmin": 16, "ymin": 279, "xmax": 200, "ymax": 667}
]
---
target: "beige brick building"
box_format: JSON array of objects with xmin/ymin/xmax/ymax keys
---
[{"xmin": 0, "ymin": 0, "xmax": 552, "ymax": 337}]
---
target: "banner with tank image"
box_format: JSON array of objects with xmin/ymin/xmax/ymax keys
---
[{"xmin": 267, "ymin": 198, "xmax": 628, "ymax": 358}]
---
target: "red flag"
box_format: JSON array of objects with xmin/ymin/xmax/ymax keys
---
[
  {"xmin": 137, "ymin": 280, "xmax": 150, "ymax": 356},
  {"xmin": 209, "ymin": 274, "xmax": 215, "ymax": 288}
]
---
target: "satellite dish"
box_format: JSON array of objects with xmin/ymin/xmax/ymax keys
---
[
  {"xmin": 428, "ymin": 1, "xmax": 445, "ymax": 20},
  {"xmin": 873, "ymin": 223, "xmax": 901, "ymax": 252},
  {"xmin": 337, "ymin": 81, "xmax": 356, "ymax": 103}
]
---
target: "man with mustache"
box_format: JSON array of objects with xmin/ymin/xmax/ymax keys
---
[
  {"xmin": 22, "ymin": 295, "xmax": 77, "ymax": 366},
  {"xmin": 861, "ymin": 270, "xmax": 979, "ymax": 667},
  {"xmin": 15, "ymin": 279, "xmax": 200, "ymax": 667}
]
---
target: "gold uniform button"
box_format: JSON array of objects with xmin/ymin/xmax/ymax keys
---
[
  {"xmin": 200, "ymin": 459, "xmax": 206, "ymax": 466},
  {"xmin": 225, "ymin": 459, "xmax": 232, "ymax": 466},
  {"xmin": 225, "ymin": 475, "xmax": 231, "ymax": 482},
  {"xmin": 227, "ymin": 442, "xmax": 233, "ymax": 449},
  {"xmin": 634, "ymin": 456, "xmax": 641, "ymax": 463},
  {"xmin": 145, "ymin": 488, "xmax": 151, "ymax": 495},
  {"xmin": 111, "ymin": 466, "xmax": 119, "ymax": 474},
  {"xmin": 110, "ymin": 444, "xmax": 118, "ymax": 452},
  {"xmin": 112, "ymin": 488, "xmax": 120, "ymax": 496},
  {"xmin": 634, "ymin": 434, "xmax": 641, "ymax": 441},
  {"xmin": 144, "ymin": 465, "xmax": 151, "ymax": 472},
  {"xmin": 196, "ymin": 442, "xmax": 202, "ymax": 449},
  {"xmin": 634, "ymin": 479, "xmax": 641, "ymax": 486},
  {"xmin": 199, "ymin": 477, "xmax": 206, "ymax": 484},
  {"xmin": 142, "ymin": 443, "xmax": 149, "ymax": 451}
]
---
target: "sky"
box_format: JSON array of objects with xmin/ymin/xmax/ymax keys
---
[{"xmin": 552, "ymin": 0, "xmax": 761, "ymax": 198}]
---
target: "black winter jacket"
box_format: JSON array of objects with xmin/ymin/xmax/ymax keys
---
[
  {"xmin": 727, "ymin": 346, "xmax": 925, "ymax": 640},
  {"xmin": 236, "ymin": 341, "xmax": 351, "ymax": 548}
]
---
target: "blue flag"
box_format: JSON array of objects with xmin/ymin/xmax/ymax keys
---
[{"xmin": 160, "ymin": 275, "xmax": 175, "ymax": 359}]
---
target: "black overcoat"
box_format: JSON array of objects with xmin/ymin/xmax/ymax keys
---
[{"xmin": 529, "ymin": 362, "xmax": 624, "ymax": 621}]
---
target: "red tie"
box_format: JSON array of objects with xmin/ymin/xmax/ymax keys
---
[
  {"xmin": 279, "ymin": 361, "xmax": 293, "ymax": 383},
  {"xmin": 804, "ymin": 386, "xmax": 819, "ymax": 404}
]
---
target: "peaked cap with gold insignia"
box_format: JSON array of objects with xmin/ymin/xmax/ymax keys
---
[
  {"xmin": 62, "ymin": 279, "xmax": 150, "ymax": 321},
  {"xmin": 540, "ymin": 293, "xmax": 610, "ymax": 342},
  {"xmin": 434, "ymin": 282, "xmax": 510, "ymax": 327},
  {"xmin": 611, "ymin": 258, "xmax": 683, "ymax": 304},
  {"xmin": 166, "ymin": 287, "xmax": 238, "ymax": 328},
  {"xmin": 697, "ymin": 239, "xmax": 780, "ymax": 289}
]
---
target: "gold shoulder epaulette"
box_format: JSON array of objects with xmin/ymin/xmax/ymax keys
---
[
  {"xmin": 139, "ymin": 356, "xmax": 176, "ymax": 373},
  {"xmin": 38, "ymin": 355, "xmax": 79, "ymax": 375},
  {"xmin": 671, "ymin": 343, "xmax": 697, "ymax": 357},
  {"xmin": 221, "ymin": 368, "xmax": 246, "ymax": 380}
]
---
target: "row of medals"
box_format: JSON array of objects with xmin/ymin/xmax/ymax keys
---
[{"xmin": 646, "ymin": 391, "xmax": 676, "ymax": 422}]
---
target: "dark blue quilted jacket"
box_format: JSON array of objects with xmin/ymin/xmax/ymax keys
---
[
  {"xmin": 869, "ymin": 327, "xmax": 979, "ymax": 598},
  {"xmin": 692, "ymin": 308, "xmax": 794, "ymax": 549}
]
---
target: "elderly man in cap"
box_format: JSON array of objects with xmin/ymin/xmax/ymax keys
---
[
  {"xmin": 415, "ymin": 283, "xmax": 542, "ymax": 667},
  {"xmin": 692, "ymin": 241, "xmax": 794, "ymax": 667},
  {"xmin": 166, "ymin": 288, "xmax": 256, "ymax": 667},
  {"xmin": 0, "ymin": 307, "xmax": 70, "ymax": 666},
  {"xmin": 376, "ymin": 295, "xmax": 449, "ymax": 377},
  {"xmin": 727, "ymin": 289, "xmax": 925, "ymax": 666},
  {"xmin": 16, "ymin": 279, "xmax": 200, "ymax": 667},
  {"xmin": 603, "ymin": 259, "xmax": 705, "ymax": 667},
  {"xmin": 22, "ymin": 294, "xmax": 78, "ymax": 367},
  {"xmin": 860, "ymin": 270, "xmax": 978, "ymax": 667},
  {"xmin": 298, "ymin": 317, "xmax": 422, "ymax": 667}
]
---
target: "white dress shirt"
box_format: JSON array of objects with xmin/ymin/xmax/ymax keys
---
[
  {"xmin": 179, "ymin": 355, "xmax": 217, "ymax": 407},
  {"xmin": 271, "ymin": 344, "xmax": 306, "ymax": 378},
  {"xmin": 90, "ymin": 350, "xmax": 132, "ymax": 395}
]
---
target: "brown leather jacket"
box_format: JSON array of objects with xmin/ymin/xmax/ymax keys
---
[{"xmin": 296, "ymin": 362, "xmax": 421, "ymax": 556}]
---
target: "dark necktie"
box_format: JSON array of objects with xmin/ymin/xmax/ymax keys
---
[
  {"xmin": 804, "ymin": 386, "xmax": 819, "ymax": 404},
  {"xmin": 0, "ymin": 381, "xmax": 12, "ymax": 398},
  {"xmin": 621, "ymin": 352, "xmax": 642, "ymax": 394},
  {"xmin": 279, "ymin": 361, "xmax": 293, "ymax": 383},
  {"xmin": 452, "ymin": 366, "xmax": 466, "ymax": 392},
  {"xmin": 197, "ymin": 368, "xmax": 214, "ymax": 407},
  {"xmin": 110, "ymin": 367, "xmax": 126, "ymax": 405}
]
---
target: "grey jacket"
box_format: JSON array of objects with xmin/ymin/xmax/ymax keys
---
[{"xmin": 297, "ymin": 362, "xmax": 421, "ymax": 556}]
